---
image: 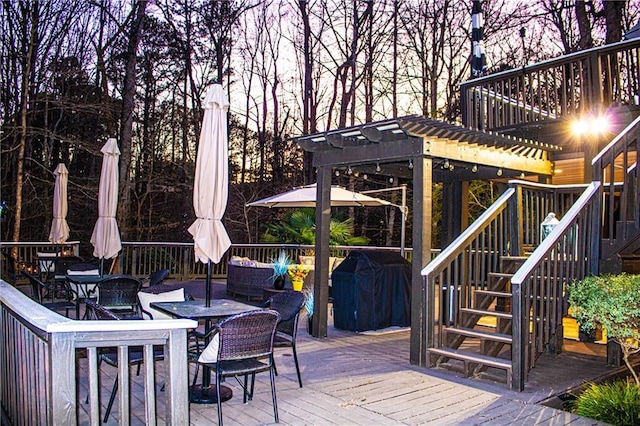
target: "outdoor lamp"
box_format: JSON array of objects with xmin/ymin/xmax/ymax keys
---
[{"xmin": 540, "ymin": 212, "xmax": 560, "ymax": 241}]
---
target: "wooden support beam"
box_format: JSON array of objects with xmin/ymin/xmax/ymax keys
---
[
  {"xmin": 312, "ymin": 167, "xmax": 331, "ymax": 338},
  {"xmin": 410, "ymin": 157, "xmax": 432, "ymax": 367}
]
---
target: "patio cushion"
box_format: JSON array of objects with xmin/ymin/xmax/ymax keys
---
[
  {"xmin": 198, "ymin": 334, "xmax": 220, "ymax": 363},
  {"xmin": 137, "ymin": 288, "xmax": 185, "ymax": 320}
]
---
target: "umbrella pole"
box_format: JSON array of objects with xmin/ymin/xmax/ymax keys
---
[{"xmin": 205, "ymin": 259, "xmax": 212, "ymax": 307}]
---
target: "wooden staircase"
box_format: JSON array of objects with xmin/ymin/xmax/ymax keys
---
[{"xmin": 428, "ymin": 256, "xmax": 525, "ymax": 387}]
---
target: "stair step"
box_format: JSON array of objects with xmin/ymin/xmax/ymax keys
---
[
  {"xmin": 429, "ymin": 347, "xmax": 512, "ymax": 371},
  {"xmin": 475, "ymin": 289, "xmax": 511, "ymax": 298},
  {"xmin": 443, "ymin": 326, "xmax": 512, "ymax": 344},
  {"xmin": 461, "ymin": 307, "xmax": 513, "ymax": 319},
  {"xmin": 487, "ymin": 272, "xmax": 513, "ymax": 279}
]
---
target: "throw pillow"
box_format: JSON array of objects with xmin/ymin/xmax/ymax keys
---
[
  {"xmin": 137, "ymin": 288, "xmax": 185, "ymax": 320},
  {"xmin": 198, "ymin": 334, "xmax": 220, "ymax": 363}
]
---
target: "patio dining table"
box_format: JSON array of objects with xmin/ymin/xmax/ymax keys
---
[
  {"xmin": 66, "ymin": 273, "xmax": 114, "ymax": 299},
  {"xmin": 151, "ymin": 299, "xmax": 261, "ymax": 404}
]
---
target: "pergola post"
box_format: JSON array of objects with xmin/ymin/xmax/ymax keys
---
[
  {"xmin": 313, "ymin": 166, "xmax": 332, "ymax": 338},
  {"xmin": 410, "ymin": 156, "xmax": 432, "ymax": 366}
]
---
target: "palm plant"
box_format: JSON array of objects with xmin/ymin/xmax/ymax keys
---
[{"xmin": 260, "ymin": 208, "xmax": 369, "ymax": 246}]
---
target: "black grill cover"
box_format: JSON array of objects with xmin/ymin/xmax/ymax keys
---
[{"xmin": 332, "ymin": 250, "xmax": 411, "ymax": 332}]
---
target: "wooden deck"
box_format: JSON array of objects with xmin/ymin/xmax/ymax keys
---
[{"xmin": 71, "ymin": 281, "xmax": 616, "ymax": 425}]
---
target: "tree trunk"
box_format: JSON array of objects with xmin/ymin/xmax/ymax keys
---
[
  {"xmin": 118, "ymin": 0, "xmax": 148, "ymax": 240},
  {"xmin": 13, "ymin": 4, "xmax": 39, "ymax": 244}
]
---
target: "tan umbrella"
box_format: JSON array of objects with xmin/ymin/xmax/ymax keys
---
[
  {"xmin": 188, "ymin": 84, "xmax": 231, "ymax": 305},
  {"xmin": 49, "ymin": 163, "xmax": 70, "ymax": 244},
  {"xmin": 247, "ymin": 183, "xmax": 393, "ymax": 208},
  {"xmin": 90, "ymin": 138, "xmax": 122, "ymax": 269}
]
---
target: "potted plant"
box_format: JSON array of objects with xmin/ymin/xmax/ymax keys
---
[
  {"xmin": 270, "ymin": 251, "xmax": 290, "ymax": 290},
  {"xmin": 287, "ymin": 264, "xmax": 310, "ymax": 291}
]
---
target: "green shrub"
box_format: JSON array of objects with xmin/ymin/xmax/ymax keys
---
[
  {"xmin": 568, "ymin": 274, "xmax": 640, "ymax": 386},
  {"xmin": 572, "ymin": 380, "xmax": 640, "ymax": 425}
]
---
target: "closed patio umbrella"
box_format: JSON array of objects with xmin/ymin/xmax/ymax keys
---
[
  {"xmin": 49, "ymin": 163, "xmax": 70, "ymax": 244},
  {"xmin": 90, "ymin": 138, "xmax": 122, "ymax": 272},
  {"xmin": 188, "ymin": 84, "xmax": 231, "ymax": 306}
]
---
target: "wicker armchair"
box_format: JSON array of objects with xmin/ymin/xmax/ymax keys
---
[
  {"xmin": 89, "ymin": 275, "xmax": 142, "ymax": 318},
  {"xmin": 226, "ymin": 263, "xmax": 275, "ymax": 300},
  {"xmin": 197, "ymin": 310, "xmax": 280, "ymax": 425},
  {"xmin": 262, "ymin": 290, "xmax": 306, "ymax": 387}
]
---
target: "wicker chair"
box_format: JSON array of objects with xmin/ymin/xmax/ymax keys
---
[
  {"xmin": 226, "ymin": 263, "xmax": 275, "ymax": 300},
  {"xmin": 84, "ymin": 299, "xmax": 164, "ymax": 423},
  {"xmin": 89, "ymin": 275, "xmax": 142, "ymax": 318},
  {"xmin": 143, "ymin": 268, "xmax": 170, "ymax": 287},
  {"xmin": 197, "ymin": 310, "xmax": 280, "ymax": 425},
  {"xmin": 21, "ymin": 271, "xmax": 77, "ymax": 318},
  {"xmin": 262, "ymin": 290, "xmax": 306, "ymax": 387}
]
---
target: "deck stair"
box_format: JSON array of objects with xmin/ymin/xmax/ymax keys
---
[{"xmin": 429, "ymin": 255, "xmax": 523, "ymax": 384}]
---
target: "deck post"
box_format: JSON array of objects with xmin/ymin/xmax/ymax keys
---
[
  {"xmin": 511, "ymin": 280, "xmax": 526, "ymax": 391},
  {"xmin": 313, "ymin": 166, "xmax": 331, "ymax": 338},
  {"xmin": 411, "ymin": 156, "xmax": 432, "ymax": 366},
  {"xmin": 49, "ymin": 332, "xmax": 77, "ymax": 424}
]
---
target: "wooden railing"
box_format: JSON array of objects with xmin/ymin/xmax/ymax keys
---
[
  {"xmin": 1, "ymin": 242, "xmax": 417, "ymax": 284},
  {"xmin": 0, "ymin": 280, "xmax": 196, "ymax": 424},
  {"xmin": 509, "ymin": 181, "xmax": 591, "ymax": 254},
  {"xmin": 593, "ymin": 114, "xmax": 640, "ymax": 259},
  {"xmin": 461, "ymin": 38, "xmax": 640, "ymax": 131},
  {"xmin": 422, "ymin": 188, "xmax": 514, "ymax": 348},
  {"xmin": 421, "ymin": 180, "xmax": 595, "ymax": 390},
  {"xmin": 511, "ymin": 182, "xmax": 600, "ymax": 390}
]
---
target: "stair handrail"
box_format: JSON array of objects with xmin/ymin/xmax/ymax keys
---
[
  {"xmin": 422, "ymin": 188, "xmax": 515, "ymax": 278},
  {"xmin": 422, "ymin": 188, "xmax": 515, "ymax": 351},
  {"xmin": 510, "ymin": 181, "xmax": 601, "ymax": 391},
  {"xmin": 593, "ymin": 114, "xmax": 640, "ymax": 256}
]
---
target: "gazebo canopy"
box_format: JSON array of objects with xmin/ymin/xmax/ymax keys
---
[{"xmin": 296, "ymin": 114, "xmax": 561, "ymax": 181}]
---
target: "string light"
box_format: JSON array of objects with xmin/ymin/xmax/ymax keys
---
[
  {"xmin": 471, "ymin": 164, "xmax": 478, "ymax": 173},
  {"xmin": 408, "ymin": 159, "xmax": 414, "ymax": 169},
  {"xmin": 497, "ymin": 168, "xmax": 503, "ymax": 176},
  {"xmin": 347, "ymin": 165, "xmax": 353, "ymax": 175},
  {"xmin": 375, "ymin": 162, "xmax": 381, "ymax": 172}
]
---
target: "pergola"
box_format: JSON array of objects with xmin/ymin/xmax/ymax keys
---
[{"xmin": 295, "ymin": 114, "xmax": 561, "ymax": 365}]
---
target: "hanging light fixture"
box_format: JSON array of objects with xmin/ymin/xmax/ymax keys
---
[
  {"xmin": 347, "ymin": 165, "xmax": 353, "ymax": 175},
  {"xmin": 471, "ymin": 164, "xmax": 478, "ymax": 173},
  {"xmin": 443, "ymin": 159, "xmax": 450, "ymax": 169},
  {"xmin": 375, "ymin": 162, "xmax": 381, "ymax": 172},
  {"xmin": 408, "ymin": 159, "xmax": 414, "ymax": 169},
  {"xmin": 497, "ymin": 168, "xmax": 503, "ymax": 176}
]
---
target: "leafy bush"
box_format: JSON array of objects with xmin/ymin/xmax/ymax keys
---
[
  {"xmin": 568, "ymin": 274, "xmax": 640, "ymax": 386},
  {"xmin": 572, "ymin": 380, "xmax": 640, "ymax": 425}
]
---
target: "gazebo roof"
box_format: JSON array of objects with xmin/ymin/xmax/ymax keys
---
[{"xmin": 296, "ymin": 115, "xmax": 561, "ymax": 181}]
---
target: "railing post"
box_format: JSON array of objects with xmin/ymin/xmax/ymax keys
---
[
  {"xmin": 511, "ymin": 281, "xmax": 526, "ymax": 391},
  {"xmin": 49, "ymin": 332, "xmax": 77, "ymax": 424},
  {"xmin": 508, "ymin": 183, "xmax": 523, "ymax": 256},
  {"xmin": 164, "ymin": 329, "xmax": 190, "ymax": 424}
]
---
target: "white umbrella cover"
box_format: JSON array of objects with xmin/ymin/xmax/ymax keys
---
[
  {"xmin": 188, "ymin": 84, "xmax": 231, "ymax": 264},
  {"xmin": 247, "ymin": 183, "xmax": 392, "ymax": 208},
  {"xmin": 49, "ymin": 163, "xmax": 70, "ymax": 244},
  {"xmin": 90, "ymin": 138, "xmax": 122, "ymax": 260}
]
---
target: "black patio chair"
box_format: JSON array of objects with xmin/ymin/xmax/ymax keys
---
[
  {"xmin": 197, "ymin": 310, "xmax": 280, "ymax": 425},
  {"xmin": 89, "ymin": 275, "xmax": 142, "ymax": 319},
  {"xmin": 50, "ymin": 255, "xmax": 85, "ymax": 297},
  {"xmin": 21, "ymin": 271, "xmax": 77, "ymax": 318},
  {"xmin": 262, "ymin": 290, "xmax": 306, "ymax": 387},
  {"xmin": 1, "ymin": 251, "xmax": 35, "ymax": 285},
  {"xmin": 142, "ymin": 268, "xmax": 170, "ymax": 287},
  {"xmin": 84, "ymin": 299, "xmax": 164, "ymax": 423}
]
